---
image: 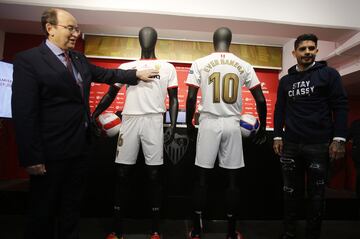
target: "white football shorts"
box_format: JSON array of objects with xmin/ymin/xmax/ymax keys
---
[
  {"xmin": 115, "ymin": 113, "xmax": 164, "ymax": 165},
  {"xmin": 195, "ymin": 113, "xmax": 244, "ymax": 169}
]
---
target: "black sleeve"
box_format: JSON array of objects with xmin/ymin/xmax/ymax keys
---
[
  {"xmin": 11, "ymin": 53, "xmax": 44, "ymax": 167},
  {"xmin": 328, "ymin": 67, "xmax": 348, "ymax": 138},
  {"xmin": 80, "ymin": 54, "xmax": 138, "ymax": 85}
]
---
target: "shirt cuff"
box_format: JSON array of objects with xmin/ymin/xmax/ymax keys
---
[
  {"xmin": 333, "ymin": 137, "xmax": 346, "ymax": 142},
  {"xmin": 273, "ymin": 137, "xmax": 282, "ymax": 140}
]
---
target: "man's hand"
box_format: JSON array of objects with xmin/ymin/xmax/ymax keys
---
[
  {"xmin": 273, "ymin": 139, "xmax": 283, "ymax": 156},
  {"xmin": 26, "ymin": 164, "xmax": 46, "ymax": 175},
  {"xmin": 329, "ymin": 140, "xmax": 346, "ymax": 161},
  {"xmin": 136, "ymin": 69, "xmax": 159, "ymax": 82},
  {"xmin": 252, "ymin": 127, "xmax": 267, "ymax": 144}
]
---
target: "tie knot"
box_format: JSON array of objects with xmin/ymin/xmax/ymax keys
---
[
  {"xmin": 63, "ymin": 52, "xmax": 72, "ymax": 66},
  {"xmin": 63, "ymin": 51, "xmax": 70, "ymax": 58}
]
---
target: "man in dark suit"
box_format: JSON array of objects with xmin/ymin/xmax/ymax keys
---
[{"xmin": 11, "ymin": 8, "xmax": 158, "ymax": 239}]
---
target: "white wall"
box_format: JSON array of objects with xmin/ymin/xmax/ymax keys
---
[
  {"xmin": 0, "ymin": 31, "xmax": 4, "ymax": 60},
  {"xmin": 337, "ymin": 61, "xmax": 360, "ymax": 76},
  {"xmin": 2, "ymin": 0, "xmax": 360, "ymax": 29},
  {"xmin": 279, "ymin": 39, "xmax": 295, "ymax": 78},
  {"xmin": 280, "ymin": 39, "xmax": 336, "ymax": 78}
]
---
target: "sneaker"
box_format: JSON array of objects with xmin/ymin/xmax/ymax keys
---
[
  {"xmin": 226, "ymin": 231, "xmax": 243, "ymax": 239},
  {"xmin": 188, "ymin": 230, "xmax": 201, "ymax": 239},
  {"xmin": 150, "ymin": 232, "xmax": 161, "ymax": 239},
  {"xmin": 106, "ymin": 232, "xmax": 123, "ymax": 239}
]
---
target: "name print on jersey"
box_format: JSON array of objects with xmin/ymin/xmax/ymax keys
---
[
  {"xmin": 204, "ymin": 58, "xmax": 244, "ymax": 74},
  {"xmin": 288, "ymin": 80, "xmax": 314, "ymax": 97}
]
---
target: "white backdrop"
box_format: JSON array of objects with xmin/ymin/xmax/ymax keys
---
[{"xmin": 0, "ymin": 61, "xmax": 13, "ymax": 118}]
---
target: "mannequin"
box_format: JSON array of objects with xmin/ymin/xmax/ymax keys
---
[
  {"xmin": 187, "ymin": 27, "xmax": 267, "ymax": 142},
  {"xmin": 92, "ymin": 27, "xmax": 178, "ymax": 140},
  {"xmin": 186, "ymin": 27, "xmax": 267, "ymax": 239},
  {"xmin": 93, "ymin": 27, "xmax": 179, "ymax": 239}
]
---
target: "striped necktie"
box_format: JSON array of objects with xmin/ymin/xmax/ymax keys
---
[
  {"xmin": 63, "ymin": 51, "xmax": 74, "ymax": 76},
  {"xmin": 63, "ymin": 51, "xmax": 84, "ymax": 98}
]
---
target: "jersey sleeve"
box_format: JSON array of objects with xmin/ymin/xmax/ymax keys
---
[
  {"xmin": 185, "ymin": 61, "xmax": 200, "ymax": 87},
  {"xmin": 244, "ymin": 64, "xmax": 260, "ymax": 89},
  {"xmin": 167, "ymin": 64, "xmax": 178, "ymax": 88}
]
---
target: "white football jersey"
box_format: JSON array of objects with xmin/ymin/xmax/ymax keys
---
[
  {"xmin": 186, "ymin": 52, "xmax": 260, "ymax": 117},
  {"xmin": 115, "ymin": 59, "xmax": 178, "ymax": 115}
]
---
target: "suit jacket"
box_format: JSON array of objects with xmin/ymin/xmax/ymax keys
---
[{"xmin": 12, "ymin": 42, "xmax": 138, "ymax": 167}]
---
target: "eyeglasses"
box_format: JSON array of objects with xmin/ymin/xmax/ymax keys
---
[
  {"xmin": 297, "ymin": 46, "xmax": 316, "ymax": 52},
  {"xmin": 55, "ymin": 24, "xmax": 81, "ymax": 34}
]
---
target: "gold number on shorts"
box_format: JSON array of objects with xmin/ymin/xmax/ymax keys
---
[
  {"xmin": 117, "ymin": 133, "xmax": 123, "ymax": 146},
  {"xmin": 208, "ymin": 72, "xmax": 239, "ymax": 104}
]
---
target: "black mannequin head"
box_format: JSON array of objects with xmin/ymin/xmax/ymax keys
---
[
  {"xmin": 139, "ymin": 27, "xmax": 157, "ymax": 59},
  {"xmin": 213, "ymin": 27, "xmax": 232, "ymax": 52}
]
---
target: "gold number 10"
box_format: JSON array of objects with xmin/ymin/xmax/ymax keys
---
[{"xmin": 208, "ymin": 72, "xmax": 239, "ymax": 104}]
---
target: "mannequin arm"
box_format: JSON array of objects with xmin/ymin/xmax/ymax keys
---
[
  {"xmin": 250, "ymin": 85, "xmax": 267, "ymax": 144},
  {"xmin": 165, "ymin": 87, "xmax": 179, "ymax": 143},
  {"xmin": 91, "ymin": 85, "xmax": 121, "ymax": 135},
  {"xmin": 186, "ymin": 86, "xmax": 199, "ymax": 138}
]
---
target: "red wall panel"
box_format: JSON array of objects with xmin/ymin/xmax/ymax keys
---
[{"xmin": 88, "ymin": 59, "xmax": 279, "ymax": 129}]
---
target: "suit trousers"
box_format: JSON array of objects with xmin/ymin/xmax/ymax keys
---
[{"xmin": 25, "ymin": 155, "xmax": 90, "ymax": 239}]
